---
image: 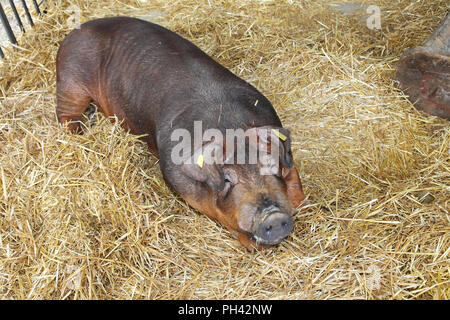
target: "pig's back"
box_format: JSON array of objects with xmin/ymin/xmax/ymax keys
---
[{"xmin": 59, "ymin": 17, "xmax": 281, "ymax": 154}]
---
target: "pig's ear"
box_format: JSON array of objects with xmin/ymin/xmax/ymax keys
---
[
  {"xmin": 282, "ymin": 166, "xmax": 306, "ymax": 209},
  {"xmin": 274, "ymin": 127, "xmax": 293, "ymax": 169},
  {"xmin": 255, "ymin": 126, "xmax": 293, "ymax": 169},
  {"xmin": 180, "ymin": 143, "xmax": 225, "ymax": 191}
]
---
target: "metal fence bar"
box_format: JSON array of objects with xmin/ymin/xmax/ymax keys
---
[
  {"xmin": 0, "ymin": 0, "xmax": 46, "ymax": 59},
  {"xmin": 8, "ymin": 0, "xmax": 25, "ymax": 32},
  {"xmin": 20, "ymin": 0, "xmax": 34, "ymax": 27},
  {"xmin": 32, "ymin": 0, "xmax": 41, "ymax": 15},
  {"xmin": 0, "ymin": 2, "xmax": 17, "ymax": 44}
]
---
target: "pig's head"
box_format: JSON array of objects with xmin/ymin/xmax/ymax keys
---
[{"xmin": 180, "ymin": 126, "xmax": 306, "ymax": 249}]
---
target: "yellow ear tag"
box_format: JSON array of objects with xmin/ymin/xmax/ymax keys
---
[
  {"xmin": 196, "ymin": 154, "xmax": 204, "ymax": 168},
  {"xmin": 272, "ymin": 129, "xmax": 287, "ymax": 141}
]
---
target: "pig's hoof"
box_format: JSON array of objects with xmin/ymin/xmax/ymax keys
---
[{"xmin": 84, "ymin": 105, "xmax": 98, "ymax": 126}]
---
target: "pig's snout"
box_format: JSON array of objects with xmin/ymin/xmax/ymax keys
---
[{"xmin": 254, "ymin": 211, "xmax": 293, "ymax": 245}]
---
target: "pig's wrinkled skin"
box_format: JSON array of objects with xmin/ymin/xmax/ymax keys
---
[{"xmin": 56, "ymin": 17, "xmax": 306, "ymax": 250}]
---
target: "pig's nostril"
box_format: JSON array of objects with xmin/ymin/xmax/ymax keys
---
[{"xmin": 265, "ymin": 225, "xmax": 272, "ymax": 234}]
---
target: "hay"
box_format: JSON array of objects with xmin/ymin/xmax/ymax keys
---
[{"xmin": 0, "ymin": 0, "xmax": 448, "ymax": 299}]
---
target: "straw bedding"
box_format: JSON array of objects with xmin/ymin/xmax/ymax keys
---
[{"xmin": 0, "ymin": 0, "xmax": 448, "ymax": 299}]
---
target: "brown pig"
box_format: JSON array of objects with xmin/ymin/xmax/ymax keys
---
[{"xmin": 56, "ymin": 17, "xmax": 306, "ymax": 250}]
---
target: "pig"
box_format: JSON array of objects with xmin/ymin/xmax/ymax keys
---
[{"xmin": 56, "ymin": 17, "xmax": 306, "ymax": 250}]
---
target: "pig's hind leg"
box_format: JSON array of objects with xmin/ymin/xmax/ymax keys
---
[{"xmin": 56, "ymin": 80, "xmax": 93, "ymax": 133}]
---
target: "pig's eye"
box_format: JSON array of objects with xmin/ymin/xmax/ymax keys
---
[
  {"xmin": 222, "ymin": 178, "xmax": 233, "ymax": 197},
  {"xmin": 221, "ymin": 169, "xmax": 237, "ymax": 198}
]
